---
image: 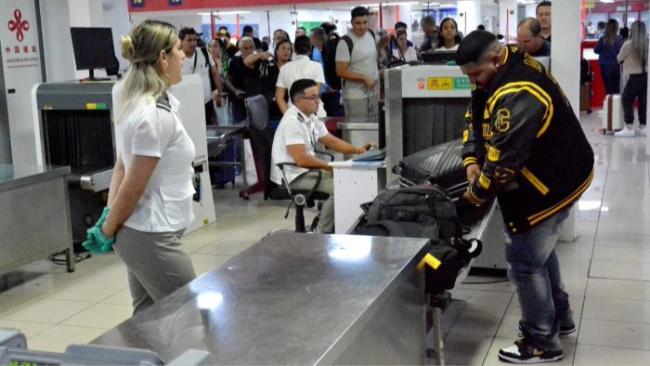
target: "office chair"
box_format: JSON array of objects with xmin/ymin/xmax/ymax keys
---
[
  {"xmin": 276, "ymin": 152, "xmax": 332, "ymax": 233},
  {"xmin": 244, "ymin": 95, "xmax": 329, "ymax": 232}
]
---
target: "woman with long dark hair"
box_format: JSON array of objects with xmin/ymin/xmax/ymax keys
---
[
  {"xmin": 435, "ymin": 17, "xmax": 462, "ymax": 52},
  {"xmin": 615, "ymin": 21, "xmax": 648, "ymax": 137},
  {"xmin": 595, "ymin": 19, "xmax": 624, "ymax": 94}
]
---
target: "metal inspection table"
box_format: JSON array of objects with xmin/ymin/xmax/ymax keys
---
[
  {"xmin": 92, "ymin": 231, "xmax": 431, "ymax": 364},
  {"xmin": 0, "ymin": 164, "xmax": 74, "ymax": 273}
]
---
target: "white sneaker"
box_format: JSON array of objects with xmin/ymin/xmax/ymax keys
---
[
  {"xmin": 636, "ymin": 127, "xmax": 647, "ymax": 136},
  {"xmin": 614, "ymin": 128, "xmax": 635, "ymax": 137}
]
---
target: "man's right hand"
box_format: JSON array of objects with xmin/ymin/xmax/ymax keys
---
[
  {"xmin": 363, "ymin": 77, "xmax": 376, "ymax": 89},
  {"xmin": 466, "ymin": 163, "xmax": 481, "ymax": 184}
]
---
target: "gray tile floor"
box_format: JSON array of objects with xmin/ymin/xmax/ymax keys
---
[{"xmin": 1, "ymin": 110, "xmax": 650, "ymax": 364}]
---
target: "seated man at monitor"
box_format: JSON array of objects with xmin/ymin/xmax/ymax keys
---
[{"xmin": 271, "ymin": 79, "xmax": 374, "ymax": 233}]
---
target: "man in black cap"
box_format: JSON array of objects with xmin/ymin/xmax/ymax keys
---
[
  {"xmin": 242, "ymin": 25, "xmax": 263, "ymax": 50},
  {"xmin": 457, "ymin": 30, "xmax": 594, "ymax": 364}
]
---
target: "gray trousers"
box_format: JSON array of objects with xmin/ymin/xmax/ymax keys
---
[
  {"xmin": 289, "ymin": 170, "xmax": 334, "ymax": 233},
  {"xmin": 343, "ymin": 94, "xmax": 379, "ymax": 122},
  {"xmin": 114, "ymin": 226, "xmax": 196, "ymax": 314}
]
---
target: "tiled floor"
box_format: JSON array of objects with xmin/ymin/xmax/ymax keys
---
[{"xmin": 1, "ymin": 110, "xmax": 650, "ymax": 364}]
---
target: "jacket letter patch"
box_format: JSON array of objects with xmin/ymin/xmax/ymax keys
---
[{"xmin": 495, "ymin": 108, "xmax": 511, "ymax": 133}]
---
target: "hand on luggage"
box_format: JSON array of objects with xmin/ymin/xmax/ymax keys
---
[{"xmin": 466, "ymin": 164, "xmax": 481, "ymax": 184}]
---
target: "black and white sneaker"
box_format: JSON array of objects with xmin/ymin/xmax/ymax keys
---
[
  {"xmin": 559, "ymin": 323, "xmax": 576, "ymax": 336},
  {"xmin": 498, "ymin": 338, "xmax": 563, "ymax": 364}
]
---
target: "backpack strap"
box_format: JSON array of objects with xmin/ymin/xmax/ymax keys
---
[{"xmin": 340, "ymin": 35, "xmax": 354, "ymax": 58}]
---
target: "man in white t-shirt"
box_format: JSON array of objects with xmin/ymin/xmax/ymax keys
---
[
  {"xmin": 179, "ymin": 27, "xmax": 220, "ymax": 124},
  {"xmin": 275, "ymin": 35, "xmax": 327, "ymax": 118},
  {"xmin": 271, "ymin": 79, "xmax": 374, "ymax": 233},
  {"xmin": 335, "ymin": 6, "xmax": 380, "ymax": 122}
]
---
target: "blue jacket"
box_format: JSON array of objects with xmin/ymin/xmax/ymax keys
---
[{"xmin": 594, "ymin": 35, "xmax": 623, "ymax": 66}]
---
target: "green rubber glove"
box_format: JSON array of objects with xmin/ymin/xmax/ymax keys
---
[
  {"xmin": 82, "ymin": 207, "xmax": 115, "ymax": 254},
  {"xmin": 83, "ymin": 225, "xmax": 115, "ymax": 253},
  {"xmin": 95, "ymin": 207, "xmax": 110, "ymax": 229}
]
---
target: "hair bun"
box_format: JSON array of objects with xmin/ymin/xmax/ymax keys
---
[{"xmin": 121, "ymin": 35, "xmax": 135, "ymax": 61}]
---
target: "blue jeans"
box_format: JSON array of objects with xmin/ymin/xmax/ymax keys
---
[{"xmin": 506, "ymin": 208, "xmax": 573, "ymax": 351}]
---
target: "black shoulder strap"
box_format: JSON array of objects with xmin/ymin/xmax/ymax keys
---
[
  {"xmin": 200, "ymin": 46, "xmax": 211, "ymax": 68},
  {"xmin": 341, "ymin": 35, "xmax": 354, "ymax": 57},
  {"xmin": 192, "ymin": 51, "xmax": 198, "ymax": 73}
]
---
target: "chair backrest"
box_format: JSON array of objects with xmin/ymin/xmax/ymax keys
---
[
  {"xmin": 244, "ymin": 94, "xmax": 279, "ymax": 199},
  {"xmin": 245, "ymin": 95, "xmax": 269, "ymax": 131}
]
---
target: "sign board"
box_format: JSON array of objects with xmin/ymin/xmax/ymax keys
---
[{"xmin": 0, "ymin": 0, "xmax": 43, "ymax": 165}]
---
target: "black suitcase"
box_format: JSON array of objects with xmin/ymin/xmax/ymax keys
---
[
  {"xmin": 393, "ymin": 138, "xmax": 490, "ymax": 225},
  {"xmin": 394, "ymin": 139, "xmax": 467, "ymax": 197}
]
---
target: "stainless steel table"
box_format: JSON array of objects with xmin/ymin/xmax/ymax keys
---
[
  {"xmin": 0, "ymin": 164, "xmax": 73, "ymax": 273},
  {"xmin": 92, "ymin": 232, "xmax": 431, "ymax": 364}
]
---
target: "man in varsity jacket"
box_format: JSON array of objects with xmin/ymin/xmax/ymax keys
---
[{"xmin": 457, "ymin": 31, "xmax": 594, "ymax": 364}]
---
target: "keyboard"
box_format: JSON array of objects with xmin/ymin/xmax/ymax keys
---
[{"xmin": 353, "ymin": 148, "xmax": 386, "ymax": 162}]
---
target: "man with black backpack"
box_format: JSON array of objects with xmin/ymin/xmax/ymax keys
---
[
  {"xmin": 335, "ymin": 6, "xmax": 379, "ymax": 122},
  {"xmin": 319, "ymin": 23, "xmax": 345, "ymax": 116},
  {"xmin": 179, "ymin": 27, "xmax": 220, "ymax": 125}
]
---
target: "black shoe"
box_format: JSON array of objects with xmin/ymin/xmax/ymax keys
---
[
  {"xmin": 559, "ymin": 323, "xmax": 576, "ymax": 336},
  {"xmin": 498, "ymin": 338, "xmax": 563, "ymax": 364}
]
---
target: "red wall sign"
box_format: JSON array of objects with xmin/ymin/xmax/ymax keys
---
[{"xmin": 129, "ymin": 0, "xmax": 354, "ymax": 12}]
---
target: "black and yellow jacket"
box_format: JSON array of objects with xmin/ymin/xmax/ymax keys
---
[{"xmin": 462, "ymin": 45, "xmax": 594, "ymax": 235}]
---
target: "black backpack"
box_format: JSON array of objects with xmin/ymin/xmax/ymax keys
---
[
  {"xmin": 353, "ymin": 184, "xmax": 481, "ymax": 294},
  {"xmin": 322, "ymin": 30, "xmax": 376, "ymax": 91}
]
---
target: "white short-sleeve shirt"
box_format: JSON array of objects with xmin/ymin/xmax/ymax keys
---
[
  {"xmin": 335, "ymin": 31, "xmax": 379, "ymax": 100},
  {"xmin": 276, "ymin": 55, "xmax": 327, "ymax": 117},
  {"xmin": 114, "ymin": 86, "xmax": 196, "ymax": 233},
  {"xmin": 181, "ymin": 50, "xmax": 214, "ymax": 103},
  {"xmin": 392, "ymin": 47, "xmax": 419, "ymax": 63},
  {"xmin": 270, "ymin": 105, "xmax": 330, "ymax": 185}
]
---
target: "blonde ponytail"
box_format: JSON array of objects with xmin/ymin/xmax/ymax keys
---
[{"xmin": 115, "ymin": 20, "xmax": 177, "ymax": 124}]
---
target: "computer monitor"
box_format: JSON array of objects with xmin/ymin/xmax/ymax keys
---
[
  {"xmin": 422, "ymin": 51, "xmax": 457, "ymax": 64},
  {"xmin": 70, "ymin": 27, "xmax": 118, "ymax": 81}
]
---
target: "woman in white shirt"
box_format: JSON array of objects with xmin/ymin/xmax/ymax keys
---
[
  {"xmin": 615, "ymin": 21, "xmax": 648, "ymax": 137},
  {"xmin": 392, "ymin": 29, "xmax": 418, "ymax": 63},
  {"xmin": 83, "ymin": 20, "xmax": 197, "ymax": 314},
  {"xmin": 435, "ymin": 17, "xmax": 462, "ymax": 52}
]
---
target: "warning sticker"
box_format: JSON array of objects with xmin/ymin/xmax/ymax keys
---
[{"xmin": 427, "ymin": 77, "xmax": 453, "ymax": 90}]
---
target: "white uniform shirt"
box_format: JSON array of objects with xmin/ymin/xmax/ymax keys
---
[
  {"xmin": 434, "ymin": 44, "xmax": 459, "ymax": 52},
  {"xmin": 181, "ymin": 50, "xmax": 214, "ymax": 103},
  {"xmin": 114, "ymin": 86, "xmax": 196, "ymax": 232},
  {"xmin": 276, "ymin": 55, "xmax": 327, "ymax": 117},
  {"xmin": 271, "ymin": 105, "xmax": 330, "ymax": 185},
  {"xmin": 392, "ymin": 47, "xmax": 419, "ymax": 63}
]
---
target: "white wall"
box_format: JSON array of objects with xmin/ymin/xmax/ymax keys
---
[
  {"xmin": 499, "ymin": 0, "xmax": 517, "ymax": 43},
  {"xmin": 40, "ymin": 0, "xmax": 76, "ymax": 82},
  {"xmin": 102, "ymin": 0, "xmax": 130, "ymax": 71},
  {"xmin": 525, "ymin": 4, "xmax": 536, "ymax": 18},
  {"xmin": 458, "ymin": 0, "xmax": 481, "ymax": 35}
]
